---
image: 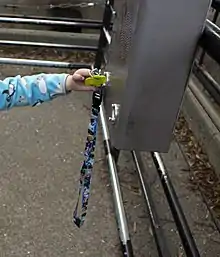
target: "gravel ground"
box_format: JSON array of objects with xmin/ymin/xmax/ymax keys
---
[{"xmin": 0, "ymin": 48, "xmax": 219, "ymax": 256}]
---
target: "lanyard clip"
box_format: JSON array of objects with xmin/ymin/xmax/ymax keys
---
[
  {"xmin": 90, "ymin": 68, "xmax": 101, "ymax": 76},
  {"xmin": 89, "ymin": 68, "xmax": 107, "ymax": 109}
]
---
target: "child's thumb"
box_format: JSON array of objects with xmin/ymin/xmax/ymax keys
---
[{"xmin": 72, "ymin": 74, "xmax": 84, "ymax": 81}]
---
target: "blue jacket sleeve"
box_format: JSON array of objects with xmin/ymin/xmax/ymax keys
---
[{"xmin": 0, "ymin": 73, "xmax": 69, "ymax": 110}]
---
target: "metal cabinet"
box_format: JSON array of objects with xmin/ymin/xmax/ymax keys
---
[{"xmin": 104, "ymin": 0, "xmax": 211, "ymax": 152}]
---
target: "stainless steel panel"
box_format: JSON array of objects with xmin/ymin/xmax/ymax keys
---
[{"xmin": 104, "ymin": 0, "xmax": 211, "ymax": 152}]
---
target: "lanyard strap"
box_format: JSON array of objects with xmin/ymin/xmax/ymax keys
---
[{"xmin": 73, "ymin": 89, "xmax": 102, "ymax": 228}]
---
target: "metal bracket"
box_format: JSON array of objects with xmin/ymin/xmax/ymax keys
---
[
  {"xmin": 109, "ymin": 103, "xmax": 120, "ymax": 124},
  {"xmin": 104, "ymin": 71, "xmax": 111, "ymax": 86}
]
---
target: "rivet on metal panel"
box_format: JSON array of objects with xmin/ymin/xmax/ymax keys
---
[{"xmin": 109, "ymin": 103, "xmax": 120, "ymax": 124}]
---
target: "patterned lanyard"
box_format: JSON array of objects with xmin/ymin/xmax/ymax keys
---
[{"xmin": 73, "ymin": 70, "xmax": 104, "ymax": 228}]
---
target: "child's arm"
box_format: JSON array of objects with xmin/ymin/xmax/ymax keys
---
[
  {"xmin": 0, "ymin": 73, "xmax": 69, "ymax": 110},
  {"xmin": 0, "ymin": 69, "xmax": 94, "ymax": 111}
]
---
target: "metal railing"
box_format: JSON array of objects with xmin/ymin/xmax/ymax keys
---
[{"xmin": 196, "ymin": 4, "xmax": 220, "ymax": 106}]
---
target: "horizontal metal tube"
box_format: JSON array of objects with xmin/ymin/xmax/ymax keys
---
[
  {"xmin": 0, "ymin": 13, "xmax": 103, "ymax": 26},
  {"xmin": 0, "ymin": 40, "xmax": 98, "ymax": 51},
  {"xmin": 0, "ymin": 16, "xmax": 103, "ymax": 29},
  {"xmin": 199, "ymin": 23, "xmax": 220, "ymax": 65},
  {"xmin": 193, "ymin": 62, "xmax": 220, "ymax": 105},
  {"xmin": 0, "ymin": 57, "xmax": 91, "ymax": 69},
  {"xmin": 206, "ymin": 19, "xmax": 220, "ymax": 34},
  {"xmin": 188, "ymin": 79, "xmax": 220, "ymax": 132}
]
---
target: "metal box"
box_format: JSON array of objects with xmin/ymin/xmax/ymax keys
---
[{"xmin": 104, "ymin": 0, "xmax": 211, "ymax": 152}]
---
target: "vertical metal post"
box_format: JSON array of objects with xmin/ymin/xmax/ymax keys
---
[
  {"xmin": 94, "ymin": 2, "xmax": 134, "ymax": 256},
  {"xmin": 132, "ymin": 151, "xmax": 171, "ymax": 257},
  {"xmin": 213, "ymin": 10, "xmax": 219, "ymax": 23},
  {"xmin": 94, "ymin": 0, "xmax": 114, "ymax": 69},
  {"xmin": 199, "ymin": 10, "xmax": 219, "ymax": 65},
  {"xmin": 151, "ymin": 152, "xmax": 200, "ymax": 257},
  {"xmin": 100, "ymin": 104, "xmax": 134, "ymax": 257}
]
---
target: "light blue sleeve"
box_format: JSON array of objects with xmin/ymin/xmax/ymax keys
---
[{"xmin": 0, "ymin": 73, "xmax": 69, "ymax": 110}]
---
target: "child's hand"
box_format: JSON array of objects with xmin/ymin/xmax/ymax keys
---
[{"xmin": 65, "ymin": 68, "xmax": 96, "ymax": 92}]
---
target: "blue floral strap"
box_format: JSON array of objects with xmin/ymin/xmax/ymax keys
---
[{"xmin": 73, "ymin": 88, "xmax": 103, "ymax": 228}]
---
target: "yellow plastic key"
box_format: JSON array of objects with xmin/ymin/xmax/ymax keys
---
[{"xmin": 85, "ymin": 75, "xmax": 107, "ymax": 87}]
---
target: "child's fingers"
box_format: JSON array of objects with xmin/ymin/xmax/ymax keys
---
[
  {"xmin": 71, "ymin": 71, "xmax": 96, "ymax": 91},
  {"xmin": 74, "ymin": 68, "xmax": 91, "ymax": 78}
]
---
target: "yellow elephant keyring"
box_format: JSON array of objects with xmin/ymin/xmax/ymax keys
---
[{"xmin": 85, "ymin": 69, "xmax": 107, "ymax": 87}]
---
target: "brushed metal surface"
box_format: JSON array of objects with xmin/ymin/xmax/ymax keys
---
[{"xmin": 104, "ymin": 0, "xmax": 211, "ymax": 152}]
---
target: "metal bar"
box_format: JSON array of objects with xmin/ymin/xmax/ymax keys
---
[
  {"xmin": 206, "ymin": 19, "xmax": 220, "ymax": 33},
  {"xmin": 103, "ymin": 27, "xmax": 112, "ymax": 45},
  {"xmin": 103, "ymin": 1, "xmax": 115, "ymax": 31},
  {"xmin": 188, "ymin": 79, "xmax": 220, "ymax": 132},
  {"xmin": 94, "ymin": 30, "xmax": 106, "ymax": 69},
  {"xmin": 213, "ymin": 10, "xmax": 219, "ymax": 22},
  {"xmin": 193, "ymin": 62, "xmax": 220, "ymax": 105},
  {"xmin": 131, "ymin": 151, "xmax": 171, "ymax": 257},
  {"xmin": 0, "ymin": 13, "xmax": 104, "ymax": 26},
  {"xmin": 199, "ymin": 23, "xmax": 220, "ymax": 65},
  {"xmin": 0, "ymin": 16, "xmax": 103, "ymax": 29},
  {"xmin": 199, "ymin": 13, "xmax": 219, "ymax": 65},
  {"xmin": 100, "ymin": 103, "xmax": 134, "ymax": 257},
  {"xmin": 151, "ymin": 152, "xmax": 200, "ymax": 257},
  {"xmin": 0, "ymin": 57, "xmax": 91, "ymax": 69},
  {"xmin": 0, "ymin": 40, "xmax": 98, "ymax": 51},
  {"xmin": 94, "ymin": 1, "xmax": 114, "ymax": 69}
]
